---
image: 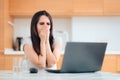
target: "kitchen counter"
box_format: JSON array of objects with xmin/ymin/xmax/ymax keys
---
[
  {"xmin": 4, "ymin": 48, "xmax": 120, "ymax": 55},
  {"xmin": 106, "ymin": 51, "xmax": 120, "ymax": 55},
  {"xmin": 4, "ymin": 48, "xmax": 24, "ymax": 55},
  {"xmin": 0, "ymin": 70, "xmax": 120, "ymax": 80}
]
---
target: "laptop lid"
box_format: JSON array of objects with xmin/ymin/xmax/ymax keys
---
[{"xmin": 60, "ymin": 42, "xmax": 107, "ymax": 73}]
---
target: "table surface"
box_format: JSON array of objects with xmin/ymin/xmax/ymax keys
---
[{"xmin": 0, "ymin": 70, "xmax": 120, "ymax": 80}]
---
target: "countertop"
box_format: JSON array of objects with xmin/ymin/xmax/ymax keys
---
[
  {"xmin": 4, "ymin": 48, "xmax": 24, "ymax": 55},
  {"xmin": 0, "ymin": 70, "xmax": 120, "ymax": 80},
  {"xmin": 4, "ymin": 48, "xmax": 120, "ymax": 55}
]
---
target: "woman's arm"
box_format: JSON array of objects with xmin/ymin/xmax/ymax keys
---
[
  {"xmin": 24, "ymin": 44, "xmax": 46, "ymax": 68},
  {"xmin": 38, "ymin": 40, "xmax": 46, "ymax": 68},
  {"xmin": 46, "ymin": 40, "xmax": 62, "ymax": 68}
]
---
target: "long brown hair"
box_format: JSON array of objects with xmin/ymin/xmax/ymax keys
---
[{"xmin": 31, "ymin": 10, "xmax": 54, "ymax": 55}]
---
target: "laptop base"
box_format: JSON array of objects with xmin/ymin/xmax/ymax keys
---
[{"xmin": 46, "ymin": 69, "xmax": 96, "ymax": 73}]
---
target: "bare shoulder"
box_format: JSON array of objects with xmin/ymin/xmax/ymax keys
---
[{"xmin": 24, "ymin": 44, "xmax": 33, "ymax": 54}]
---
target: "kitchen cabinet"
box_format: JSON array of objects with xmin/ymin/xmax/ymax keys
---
[
  {"xmin": 73, "ymin": 0, "xmax": 104, "ymax": 16},
  {"xmin": 102, "ymin": 54, "xmax": 120, "ymax": 73},
  {"xmin": 97, "ymin": 54, "xmax": 120, "ymax": 73},
  {"xmin": 104, "ymin": 0, "xmax": 120, "ymax": 15},
  {"xmin": 4, "ymin": 55, "xmax": 24, "ymax": 70},
  {"xmin": 117, "ymin": 55, "xmax": 120, "ymax": 73},
  {"xmin": 57, "ymin": 55, "xmax": 64, "ymax": 69},
  {"xmin": 9, "ymin": 0, "xmax": 36, "ymax": 17},
  {"xmin": 35, "ymin": 0, "xmax": 73, "ymax": 17},
  {"xmin": 0, "ymin": 0, "xmax": 5, "ymax": 50},
  {"xmin": 0, "ymin": 0, "xmax": 13, "ymax": 51},
  {"xmin": 57, "ymin": 54, "xmax": 120, "ymax": 74},
  {"xmin": 9, "ymin": 0, "xmax": 73, "ymax": 17},
  {"xmin": 9, "ymin": 0, "xmax": 104, "ymax": 17},
  {"xmin": 102, "ymin": 55, "xmax": 117, "ymax": 73},
  {"xmin": 0, "ymin": 53, "xmax": 5, "ymax": 70},
  {"xmin": 0, "ymin": 52, "xmax": 24, "ymax": 70},
  {"xmin": 9, "ymin": 0, "xmax": 120, "ymax": 17}
]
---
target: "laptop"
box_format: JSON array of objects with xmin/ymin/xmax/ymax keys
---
[{"xmin": 46, "ymin": 42, "xmax": 107, "ymax": 73}]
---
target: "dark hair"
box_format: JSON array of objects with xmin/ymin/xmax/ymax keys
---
[{"xmin": 31, "ymin": 10, "xmax": 54, "ymax": 55}]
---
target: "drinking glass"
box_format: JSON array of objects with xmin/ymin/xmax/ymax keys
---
[{"xmin": 13, "ymin": 57, "xmax": 23, "ymax": 74}]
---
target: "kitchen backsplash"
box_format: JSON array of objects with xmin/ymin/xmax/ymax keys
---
[
  {"xmin": 14, "ymin": 18, "xmax": 71, "ymax": 52},
  {"xmin": 14, "ymin": 18, "xmax": 71, "ymax": 39},
  {"xmin": 13, "ymin": 17, "xmax": 120, "ymax": 53}
]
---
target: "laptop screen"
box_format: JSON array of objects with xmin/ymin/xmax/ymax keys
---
[{"xmin": 61, "ymin": 42, "xmax": 107, "ymax": 73}]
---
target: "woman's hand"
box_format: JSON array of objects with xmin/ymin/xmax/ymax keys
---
[
  {"xmin": 46, "ymin": 28, "xmax": 50, "ymax": 40},
  {"xmin": 38, "ymin": 27, "xmax": 50, "ymax": 42}
]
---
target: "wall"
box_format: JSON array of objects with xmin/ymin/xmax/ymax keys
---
[
  {"xmin": 14, "ymin": 18, "xmax": 72, "ymax": 52},
  {"xmin": 72, "ymin": 17, "xmax": 120, "ymax": 52},
  {"xmin": 14, "ymin": 17, "xmax": 120, "ymax": 53},
  {"xmin": 14, "ymin": 18, "xmax": 31, "ymax": 40}
]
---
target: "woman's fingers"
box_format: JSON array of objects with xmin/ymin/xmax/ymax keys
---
[{"xmin": 39, "ymin": 28, "xmax": 48, "ymax": 39}]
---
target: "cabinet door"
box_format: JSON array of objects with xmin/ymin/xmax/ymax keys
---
[
  {"xmin": 9, "ymin": 0, "xmax": 36, "ymax": 17},
  {"xmin": 10, "ymin": 0, "xmax": 73, "ymax": 17},
  {"xmin": 0, "ymin": 54, "xmax": 5, "ymax": 70},
  {"xmin": 73, "ymin": 0, "xmax": 103, "ymax": 16},
  {"xmin": 0, "ymin": 0, "xmax": 4, "ymax": 50},
  {"xmin": 0, "ymin": 53, "xmax": 24, "ymax": 70},
  {"xmin": 102, "ymin": 55, "xmax": 117, "ymax": 73},
  {"xmin": 57, "ymin": 55, "xmax": 63, "ymax": 69},
  {"xmin": 104, "ymin": 0, "xmax": 120, "ymax": 15},
  {"xmin": 4, "ymin": 55, "xmax": 13, "ymax": 70},
  {"xmin": 4, "ymin": 55, "xmax": 24, "ymax": 70},
  {"xmin": 35, "ymin": 0, "xmax": 73, "ymax": 17},
  {"xmin": 117, "ymin": 55, "xmax": 120, "ymax": 73},
  {"xmin": 0, "ymin": 17, "xmax": 4, "ymax": 50},
  {"xmin": 0, "ymin": 0, "xmax": 12, "ymax": 50}
]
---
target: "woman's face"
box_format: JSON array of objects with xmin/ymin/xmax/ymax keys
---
[{"xmin": 37, "ymin": 15, "xmax": 51, "ymax": 34}]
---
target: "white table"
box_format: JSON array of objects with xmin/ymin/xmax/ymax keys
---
[{"xmin": 0, "ymin": 70, "xmax": 120, "ymax": 80}]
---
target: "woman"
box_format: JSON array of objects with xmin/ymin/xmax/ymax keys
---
[{"xmin": 24, "ymin": 10, "xmax": 62, "ymax": 69}]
